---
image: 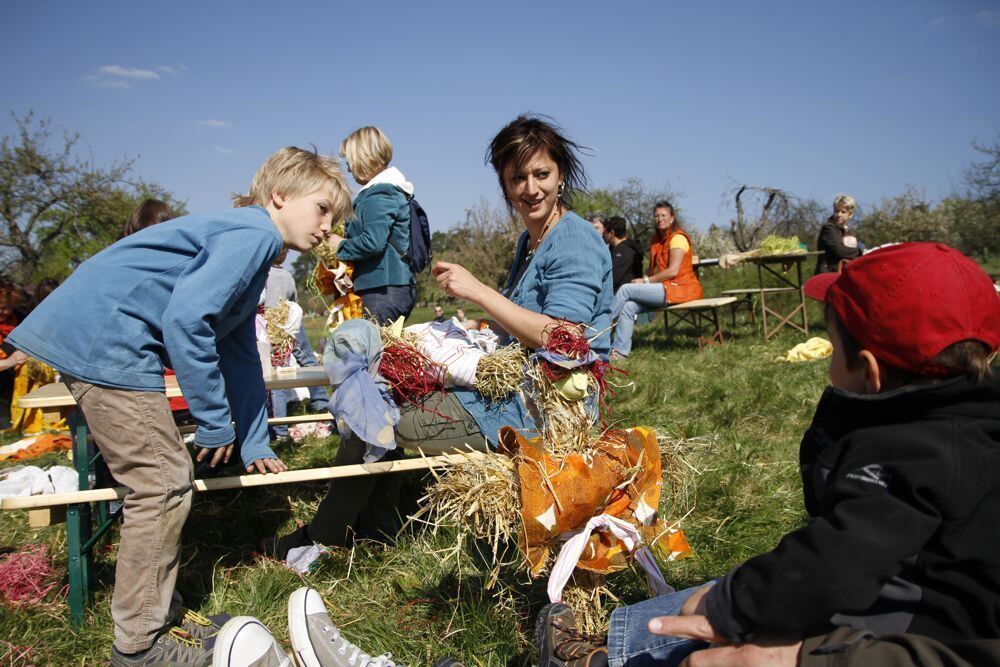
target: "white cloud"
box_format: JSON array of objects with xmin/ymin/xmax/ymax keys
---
[
  {"xmin": 197, "ymin": 119, "xmax": 232, "ymax": 128},
  {"xmin": 83, "ymin": 64, "xmax": 161, "ymax": 89},
  {"xmin": 975, "ymin": 9, "xmax": 1000, "ymax": 26},
  {"xmin": 82, "ymin": 74, "xmax": 129, "ymax": 89},
  {"xmin": 97, "ymin": 65, "xmax": 159, "ymax": 80},
  {"xmin": 158, "ymin": 65, "xmax": 177, "ymax": 75},
  {"xmin": 926, "ymin": 16, "xmax": 947, "ymax": 29},
  {"xmin": 214, "ymin": 145, "xmax": 234, "ymax": 156}
]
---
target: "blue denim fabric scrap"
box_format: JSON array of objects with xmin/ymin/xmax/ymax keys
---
[{"xmin": 322, "ymin": 319, "xmax": 400, "ymax": 462}]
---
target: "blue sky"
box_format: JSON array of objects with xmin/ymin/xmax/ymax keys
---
[{"xmin": 2, "ymin": 1, "xmax": 998, "ymax": 234}]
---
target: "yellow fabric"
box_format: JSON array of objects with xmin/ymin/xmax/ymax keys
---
[
  {"xmin": 325, "ymin": 293, "xmax": 364, "ymax": 332},
  {"xmin": 780, "ymin": 337, "xmax": 833, "ymax": 363},
  {"xmin": 7, "ymin": 360, "xmax": 66, "ymax": 434},
  {"xmin": 669, "ymin": 234, "xmax": 690, "ymax": 252}
]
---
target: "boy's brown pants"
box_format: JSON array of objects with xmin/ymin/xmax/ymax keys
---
[{"xmin": 65, "ymin": 377, "xmax": 193, "ymax": 654}]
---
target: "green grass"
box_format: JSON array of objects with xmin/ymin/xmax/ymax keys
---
[{"xmin": 1, "ymin": 298, "xmax": 831, "ymax": 665}]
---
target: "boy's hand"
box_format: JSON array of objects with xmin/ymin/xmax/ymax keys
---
[
  {"xmin": 195, "ymin": 443, "xmax": 234, "ymax": 468},
  {"xmin": 247, "ymin": 457, "xmax": 288, "ymax": 474}
]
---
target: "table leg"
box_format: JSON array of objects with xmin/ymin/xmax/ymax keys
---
[{"xmin": 798, "ymin": 260, "xmax": 808, "ymax": 334}]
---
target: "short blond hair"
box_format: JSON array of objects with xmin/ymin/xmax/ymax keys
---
[
  {"xmin": 833, "ymin": 194, "xmax": 857, "ymax": 212},
  {"xmin": 234, "ymin": 146, "xmax": 353, "ymax": 224},
  {"xmin": 340, "ymin": 126, "xmax": 393, "ymax": 183}
]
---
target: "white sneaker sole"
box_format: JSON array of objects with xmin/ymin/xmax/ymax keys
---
[
  {"xmin": 213, "ymin": 616, "xmax": 291, "ymax": 667},
  {"xmin": 288, "ymin": 588, "xmax": 322, "ymax": 667}
]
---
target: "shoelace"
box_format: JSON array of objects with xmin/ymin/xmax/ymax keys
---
[
  {"xmin": 182, "ymin": 609, "xmax": 213, "ymax": 628},
  {"xmin": 152, "ymin": 627, "xmax": 205, "ymax": 659},
  {"xmin": 321, "ymin": 624, "xmax": 402, "ymax": 666},
  {"xmin": 552, "ymin": 620, "xmax": 606, "ymax": 660}
]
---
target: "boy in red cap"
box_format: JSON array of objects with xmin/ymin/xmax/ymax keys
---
[{"xmin": 536, "ymin": 242, "xmax": 1000, "ymax": 667}]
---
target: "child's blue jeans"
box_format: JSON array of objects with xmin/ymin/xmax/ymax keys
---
[{"xmin": 607, "ymin": 585, "xmax": 710, "ymax": 666}]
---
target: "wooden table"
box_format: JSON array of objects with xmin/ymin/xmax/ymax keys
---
[
  {"xmin": 13, "ymin": 367, "xmax": 330, "ymax": 625},
  {"xmin": 741, "ymin": 251, "xmax": 821, "ymax": 339}
]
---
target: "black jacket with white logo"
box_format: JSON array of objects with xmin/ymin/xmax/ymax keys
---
[{"xmin": 706, "ymin": 375, "xmax": 1000, "ymax": 643}]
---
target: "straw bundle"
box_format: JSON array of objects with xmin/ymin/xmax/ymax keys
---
[
  {"xmin": 262, "ymin": 300, "xmax": 295, "ymax": 364},
  {"xmin": 527, "ymin": 359, "xmax": 595, "ymax": 457},
  {"xmin": 412, "ymin": 451, "xmax": 522, "ymax": 585},
  {"xmin": 475, "ymin": 344, "xmax": 528, "ymax": 402},
  {"xmin": 562, "ymin": 570, "xmax": 615, "ymax": 634}
]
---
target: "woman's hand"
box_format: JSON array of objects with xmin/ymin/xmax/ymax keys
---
[
  {"xmin": 433, "ymin": 261, "xmax": 489, "ymax": 304},
  {"xmin": 631, "ymin": 277, "xmax": 646, "ymax": 285},
  {"xmin": 246, "ymin": 457, "xmax": 288, "ymax": 474}
]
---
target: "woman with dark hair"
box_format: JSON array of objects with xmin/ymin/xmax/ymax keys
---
[
  {"xmin": 610, "ymin": 201, "xmax": 702, "ymax": 358},
  {"xmin": 264, "ymin": 115, "xmax": 614, "ymax": 554},
  {"xmin": 121, "ymin": 198, "xmax": 177, "ymax": 238}
]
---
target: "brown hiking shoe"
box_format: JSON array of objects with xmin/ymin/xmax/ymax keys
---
[{"xmin": 535, "ymin": 603, "xmax": 609, "ymax": 667}]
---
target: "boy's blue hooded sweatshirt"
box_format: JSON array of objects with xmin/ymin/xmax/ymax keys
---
[{"xmin": 7, "ymin": 206, "xmax": 283, "ymax": 467}]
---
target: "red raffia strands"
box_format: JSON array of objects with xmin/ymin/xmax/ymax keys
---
[
  {"xmin": 0, "ymin": 544, "xmax": 65, "ymax": 606},
  {"xmin": 0, "ymin": 639, "xmax": 36, "ymax": 667},
  {"xmin": 380, "ymin": 341, "xmax": 449, "ymax": 413}
]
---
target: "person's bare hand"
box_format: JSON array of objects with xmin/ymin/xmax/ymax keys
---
[
  {"xmin": 843, "ymin": 235, "xmax": 858, "ymax": 248},
  {"xmin": 0, "ymin": 350, "xmax": 28, "ymax": 372},
  {"xmin": 630, "ymin": 277, "xmax": 646, "ymax": 284},
  {"xmin": 195, "ymin": 443, "xmax": 234, "ymax": 468},
  {"xmin": 433, "ymin": 261, "xmax": 488, "ymax": 303},
  {"xmin": 680, "ymin": 583, "xmax": 713, "ymax": 616},
  {"xmin": 325, "ymin": 233, "xmax": 344, "ymax": 250},
  {"xmin": 246, "ymin": 457, "xmax": 288, "ymax": 474},
  {"xmin": 649, "ymin": 614, "xmax": 802, "ymax": 666}
]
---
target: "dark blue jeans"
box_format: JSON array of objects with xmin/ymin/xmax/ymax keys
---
[
  {"xmin": 607, "ymin": 585, "xmax": 710, "ymax": 666},
  {"xmin": 357, "ymin": 284, "xmax": 416, "ymax": 325}
]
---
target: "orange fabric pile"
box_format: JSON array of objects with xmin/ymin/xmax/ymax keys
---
[
  {"xmin": 499, "ymin": 426, "xmax": 691, "ymax": 577},
  {"xmin": 0, "ymin": 433, "xmax": 72, "ymax": 462}
]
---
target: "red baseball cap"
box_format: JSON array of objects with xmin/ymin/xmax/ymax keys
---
[{"xmin": 805, "ymin": 242, "xmax": 1000, "ymax": 376}]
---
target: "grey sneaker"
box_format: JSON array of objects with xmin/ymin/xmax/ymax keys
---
[
  {"xmin": 212, "ymin": 616, "xmax": 291, "ymax": 667},
  {"xmin": 288, "ymin": 587, "xmax": 404, "ymax": 667},
  {"xmin": 178, "ymin": 608, "xmax": 232, "ymax": 639},
  {"xmin": 110, "ymin": 627, "xmax": 214, "ymax": 666}
]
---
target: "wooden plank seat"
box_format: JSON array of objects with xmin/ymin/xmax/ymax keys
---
[{"xmin": 650, "ymin": 296, "xmax": 738, "ymax": 350}]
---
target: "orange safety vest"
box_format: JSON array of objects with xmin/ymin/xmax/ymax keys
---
[{"xmin": 649, "ymin": 227, "xmax": 702, "ymax": 304}]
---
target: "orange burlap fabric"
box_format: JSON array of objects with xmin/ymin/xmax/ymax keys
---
[{"xmin": 499, "ymin": 426, "xmax": 691, "ymax": 577}]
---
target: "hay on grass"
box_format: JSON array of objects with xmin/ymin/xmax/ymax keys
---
[
  {"xmin": 562, "ymin": 570, "xmax": 615, "ymax": 635},
  {"xmin": 411, "ymin": 451, "xmax": 522, "ymax": 585}
]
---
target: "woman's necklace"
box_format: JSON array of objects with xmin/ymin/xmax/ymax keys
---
[{"xmin": 525, "ymin": 208, "xmax": 563, "ymax": 260}]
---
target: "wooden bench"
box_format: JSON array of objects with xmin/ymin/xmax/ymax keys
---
[
  {"xmin": 651, "ymin": 296, "xmax": 738, "ymax": 350},
  {"xmin": 2, "ymin": 368, "xmax": 336, "ymax": 625},
  {"xmin": 2, "ymin": 448, "xmax": 485, "ymax": 624}
]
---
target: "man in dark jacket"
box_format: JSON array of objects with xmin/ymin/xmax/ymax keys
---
[
  {"xmin": 536, "ymin": 243, "xmax": 1000, "ymax": 667},
  {"xmin": 603, "ymin": 216, "xmax": 644, "ymax": 292}
]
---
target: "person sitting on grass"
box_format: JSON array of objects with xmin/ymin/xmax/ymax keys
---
[
  {"xmin": 609, "ymin": 201, "xmax": 702, "ymax": 359},
  {"xmin": 537, "ymin": 241, "xmax": 1000, "ymax": 666},
  {"xmin": 5, "ymin": 146, "xmax": 353, "ymax": 666}
]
